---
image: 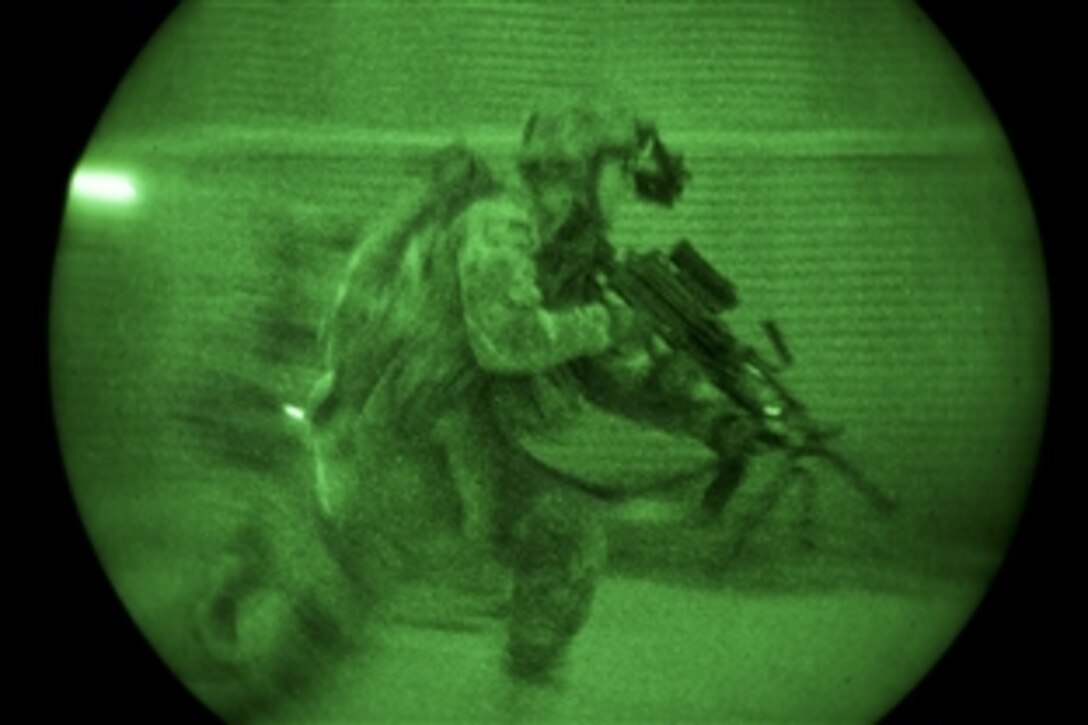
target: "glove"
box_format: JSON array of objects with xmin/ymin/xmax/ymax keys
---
[{"xmin": 600, "ymin": 288, "xmax": 655, "ymax": 350}]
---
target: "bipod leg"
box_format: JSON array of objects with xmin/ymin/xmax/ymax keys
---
[
  {"xmin": 716, "ymin": 460, "xmax": 793, "ymax": 563},
  {"xmin": 799, "ymin": 445, "xmax": 897, "ymax": 516},
  {"xmin": 792, "ymin": 465, "xmax": 819, "ymax": 550},
  {"xmin": 699, "ymin": 455, "xmax": 748, "ymax": 523}
]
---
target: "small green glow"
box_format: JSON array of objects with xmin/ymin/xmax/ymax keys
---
[
  {"xmin": 283, "ymin": 404, "xmax": 306, "ymax": 421},
  {"xmin": 70, "ymin": 170, "xmax": 137, "ymax": 203}
]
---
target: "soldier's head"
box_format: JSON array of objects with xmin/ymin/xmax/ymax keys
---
[{"xmin": 516, "ymin": 102, "xmax": 689, "ymax": 239}]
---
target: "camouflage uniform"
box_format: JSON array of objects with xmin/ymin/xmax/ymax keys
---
[
  {"xmin": 454, "ymin": 191, "xmax": 616, "ymax": 683},
  {"xmin": 454, "ymin": 184, "xmax": 751, "ymax": 683},
  {"xmin": 309, "ymin": 110, "xmax": 743, "ymax": 687},
  {"xmin": 311, "ymin": 180, "xmax": 635, "ymax": 683}
]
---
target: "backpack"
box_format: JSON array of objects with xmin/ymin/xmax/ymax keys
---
[{"xmin": 308, "ymin": 143, "xmax": 499, "ymax": 427}]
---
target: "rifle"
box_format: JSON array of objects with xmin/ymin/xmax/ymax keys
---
[{"xmin": 605, "ymin": 239, "xmax": 896, "ymax": 517}]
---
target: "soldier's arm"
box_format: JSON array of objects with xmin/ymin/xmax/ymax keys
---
[{"xmin": 458, "ymin": 201, "xmax": 613, "ymax": 374}]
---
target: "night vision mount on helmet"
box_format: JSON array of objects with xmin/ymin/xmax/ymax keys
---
[{"xmin": 628, "ymin": 122, "xmax": 690, "ymax": 208}]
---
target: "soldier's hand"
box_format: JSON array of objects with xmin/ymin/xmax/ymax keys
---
[{"xmin": 601, "ymin": 289, "xmax": 652, "ymax": 350}]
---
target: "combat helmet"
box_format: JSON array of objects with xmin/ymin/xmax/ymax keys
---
[{"xmin": 517, "ymin": 101, "xmax": 689, "ymax": 208}]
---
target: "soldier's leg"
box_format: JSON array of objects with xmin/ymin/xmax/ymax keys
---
[
  {"xmin": 504, "ymin": 483, "xmax": 606, "ymax": 686},
  {"xmin": 433, "ymin": 405, "xmax": 501, "ymax": 548}
]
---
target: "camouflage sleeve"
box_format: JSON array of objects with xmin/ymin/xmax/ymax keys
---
[{"xmin": 458, "ymin": 200, "xmax": 612, "ymax": 374}]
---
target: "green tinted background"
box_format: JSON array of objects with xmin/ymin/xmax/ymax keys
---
[{"xmin": 51, "ymin": 1, "xmax": 1048, "ymax": 722}]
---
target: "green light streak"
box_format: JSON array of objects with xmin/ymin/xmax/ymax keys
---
[{"xmin": 70, "ymin": 170, "xmax": 137, "ymax": 203}]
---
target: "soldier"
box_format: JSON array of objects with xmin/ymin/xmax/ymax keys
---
[{"xmin": 307, "ymin": 101, "xmax": 755, "ymax": 687}]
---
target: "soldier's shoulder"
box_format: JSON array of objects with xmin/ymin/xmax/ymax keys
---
[
  {"xmin": 466, "ymin": 195, "xmax": 532, "ymax": 225},
  {"xmin": 462, "ymin": 195, "xmax": 536, "ymax": 250}
]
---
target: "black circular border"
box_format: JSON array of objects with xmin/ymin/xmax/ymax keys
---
[{"xmin": 28, "ymin": 3, "xmax": 1064, "ymax": 721}]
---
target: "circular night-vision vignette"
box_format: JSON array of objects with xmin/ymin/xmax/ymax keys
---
[{"xmin": 41, "ymin": 3, "xmax": 1057, "ymax": 722}]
